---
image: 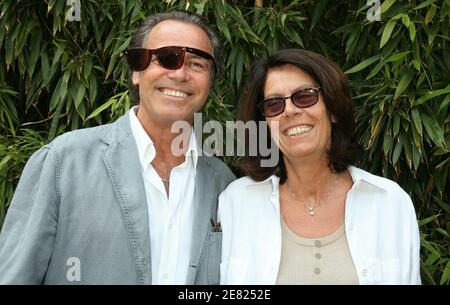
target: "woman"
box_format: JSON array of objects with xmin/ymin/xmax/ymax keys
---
[{"xmin": 218, "ymin": 49, "xmax": 421, "ymax": 285}]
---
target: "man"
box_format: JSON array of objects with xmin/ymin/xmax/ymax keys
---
[{"xmin": 0, "ymin": 10, "xmax": 235, "ymax": 284}]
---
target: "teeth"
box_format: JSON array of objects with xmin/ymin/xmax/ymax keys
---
[
  {"xmin": 161, "ymin": 89, "xmax": 188, "ymax": 97},
  {"xmin": 287, "ymin": 125, "xmax": 313, "ymax": 136}
]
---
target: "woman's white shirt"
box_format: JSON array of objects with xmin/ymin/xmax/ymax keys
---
[{"xmin": 218, "ymin": 166, "xmax": 421, "ymax": 285}]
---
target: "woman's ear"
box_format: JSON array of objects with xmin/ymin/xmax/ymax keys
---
[
  {"xmin": 132, "ymin": 71, "xmax": 139, "ymax": 85},
  {"xmin": 331, "ymin": 115, "xmax": 338, "ymax": 123}
]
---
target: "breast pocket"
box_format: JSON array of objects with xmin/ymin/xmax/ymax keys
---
[{"xmin": 208, "ymin": 232, "xmax": 222, "ymax": 284}]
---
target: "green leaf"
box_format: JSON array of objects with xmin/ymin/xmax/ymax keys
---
[
  {"xmin": 414, "ymin": 85, "xmax": 450, "ymax": 105},
  {"xmin": 418, "ymin": 214, "xmax": 440, "ymax": 226},
  {"xmin": 386, "ymin": 51, "xmax": 410, "ymax": 63},
  {"xmin": 74, "ymin": 82, "xmax": 86, "ymax": 109},
  {"xmin": 440, "ymin": 261, "xmax": 450, "ymax": 285},
  {"xmin": 394, "ymin": 70, "xmax": 413, "ymax": 99},
  {"xmin": 422, "ymin": 113, "xmax": 445, "ymax": 147},
  {"xmin": 432, "ymin": 195, "xmax": 450, "ymax": 214},
  {"xmin": 411, "ymin": 108, "xmax": 422, "ymax": 136},
  {"xmin": 392, "ymin": 137, "xmax": 403, "ymax": 165},
  {"xmin": 86, "ymin": 98, "xmax": 115, "ymax": 121},
  {"xmin": 409, "ymin": 22, "xmax": 416, "ymax": 42},
  {"xmin": 345, "ymin": 55, "xmax": 381, "ymax": 74},
  {"xmin": 380, "ymin": 19, "xmax": 398, "ymax": 48},
  {"xmin": 425, "ymin": 5, "xmax": 437, "ymax": 24},
  {"xmin": 380, "ymin": 0, "xmax": 397, "ymax": 13},
  {"xmin": 413, "ymin": 0, "xmax": 435, "ymax": 11},
  {"xmin": 41, "ymin": 51, "xmax": 50, "ymax": 85}
]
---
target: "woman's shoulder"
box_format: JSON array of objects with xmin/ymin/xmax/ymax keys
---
[
  {"xmin": 349, "ymin": 166, "xmax": 408, "ymax": 194},
  {"xmin": 220, "ymin": 175, "xmax": 276, "ymax": 197}
]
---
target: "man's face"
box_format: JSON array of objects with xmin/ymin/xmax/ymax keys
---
[{"xmin": 132, "ymin": 20, "xmax": 213, "ymax": 126}]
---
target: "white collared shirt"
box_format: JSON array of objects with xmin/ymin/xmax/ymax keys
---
[
  {"xmin": 218, "ymin": 166, "xmax": 421, "ymax": 285},
  {"xmin": 129, "ymin": 107, "xmax": 198, "ymax": 284}
]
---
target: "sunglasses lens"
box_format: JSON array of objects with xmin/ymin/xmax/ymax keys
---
[
  {"xmin": 126, "ymin": 49, "xmax": 151, "ymax": 71},
  {"xmin": 156, "ymin": 47, "xmax": 184, "ymax": 70},
  {"xmin": 263, "ymin": 99, "xmax": 285, "ymax": 117},
  {"xmin": 292, "ymin": 89, "xmax": 319, "ymax": 107}
]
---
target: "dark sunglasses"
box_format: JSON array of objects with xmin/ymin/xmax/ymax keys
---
[
  {"xmin": 124, "ymin": 46, "xmax": 215, "ymax": 71},
  {"xmin": 260, "ymin": 87, "xmax": 322, "ymax": 117}
]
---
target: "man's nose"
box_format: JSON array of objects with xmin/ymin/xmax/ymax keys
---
[{"xmin": 167, "ymin": 63, "xmax": 188, "ymax": 81}]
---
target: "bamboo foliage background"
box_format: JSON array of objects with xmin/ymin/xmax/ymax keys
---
[{"xmin": 0, "ymin": 0, "xmax": 448, "ymax": 284}]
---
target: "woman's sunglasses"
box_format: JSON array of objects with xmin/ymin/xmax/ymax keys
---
[
  {"xmin": 260, "ymin": 87, "xmax": 322, "ymax": 117},
  {"xmin": 125, "ymin": 46, "xmax": 215, "ymax": 71}
]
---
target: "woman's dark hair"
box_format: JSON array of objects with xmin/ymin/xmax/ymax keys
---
[
  {"xmin": 127, "ymin": 10, "xmax": 222, "ymax": 104},
  {"xmin": 239, "ymin": 48, "xmax": 361, "ymax": 183}
]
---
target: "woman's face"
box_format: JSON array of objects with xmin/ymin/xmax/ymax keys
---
[{"xmin": 264, "ymin": 64, "xmax": 334, "ymax": 162}]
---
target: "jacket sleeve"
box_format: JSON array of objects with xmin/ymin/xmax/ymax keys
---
[{"xmin": 0, "ymin": 145, "xmax": 60, "ymax": 284}]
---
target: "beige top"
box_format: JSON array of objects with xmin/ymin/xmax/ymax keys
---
[{"xmin": 276, "ymin": 218, "xmax": 359, "ymax": 285}]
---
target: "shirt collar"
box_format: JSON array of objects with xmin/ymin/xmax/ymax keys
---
[
  {"xmin": 129, "ymin": 106, "xmax": 198, "ymax": 172},
  {"xmin": 244, "ymin": 166, "xmax": 387, "ymax": 194}
]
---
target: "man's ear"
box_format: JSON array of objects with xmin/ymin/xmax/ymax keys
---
[{"xmin": 132, "ymin": 71, "xmax": 139, "ymax": 85}]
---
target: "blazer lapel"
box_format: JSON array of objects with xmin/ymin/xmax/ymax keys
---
[
  {"xmin": 100, "ymin": 113, "xmax": 152, "ymax": 284},
  {"xmin": 186, "ymin": 156, "xmax": 216, "ymax": 284}
]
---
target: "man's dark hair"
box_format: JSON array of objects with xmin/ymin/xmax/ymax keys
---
[
  {"xmin": 239, "ymin": 48, "xmax": 362, "ymax": 183},
  {"xmin": 127, "ymin": 10, "xmax": 222, "ymax": 104}
]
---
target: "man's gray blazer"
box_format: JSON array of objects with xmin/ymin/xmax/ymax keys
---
[{"xmin": 0, "ymin": 112, "xmax": 235, "ymax": 284}]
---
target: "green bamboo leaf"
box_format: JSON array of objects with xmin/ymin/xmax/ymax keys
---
[
  {"xmin": 422, "ymin": 113, "xmax": 445, "ymax": 147},
  {"xmin": 392, "ymin": 137, "xmax": 403, "ymax": 165},
  {"xmin": 380, "ymin": 19, "xmax": 398, "ymax": 48},
  {"xmin": 83, "ymin": 56, "xmax": 93, "ymax": 78},
  {"xmin": 310, "ymin": 0, "xmax": 328, "ymax": 31},
  {"xmin": 394, "ymin": 70, "xmax": 413, "ymax": 99},
  {"xmin": 235, "ymin": 50, "xmax": 243, "ymax": 87},
  {"xmin": 419, "ymin": 214, "xmax": 440, "ymax": 226},
  {"xmin": 88, "ymin": 74, "xmax": 97, "ymax": 103},
  {"xmin": 440, "ymin": 261, "xmax": 450, "ymax": 285},
  {"xmin": 385, "ymin": 51, "xmax": 410, "ymax": 63},
  {"xmin": 411, "ymin": 108, "xmax": 422, "ymax": 136},
  {"xmin": 345, "ymin": 54, "xmax": 381, "ymax": 74},
  {"xmin": 281, "ymin": 13, "xmax": 287, "ymax": 28},
  {"xmin": 365, "ymin": 61, "xmax": 385, "ymax": 80},
  {"xmin": 74, "ymin": 82, "xmax": 86, "ymax": 109},
  {"xmin": 425, "ymin": 5, "xmax": 437, "ymax": 24},
  {"xmin": 392, "ymin": 114, "xmax": 400, "ymax": 137},
  {"xmin": 401, "ymin": 14, "xmax": 410, "ymax": 28},
  {"xmin": 438, "ymin": 94, "xmax": 450, "ymax": 112},
  {"xmin": 414, "ymin": 85, "xmax": 450, "ymax": 105},
  {"xmin": 412, "ymin": 145, "xmax": 420, "ymax": 170},
  {"xmin": 41, "ymin": 51, "xmax": 50, "ymax": 85},
  {"xmin": 413, "ymin": 0, "xmax": 435, "ymax": 10},
  {"xmin": 432, "ymin": 195, "xmax": 450, "ymax": 214},
  {"xmin": 86, "ymin": 98, "xmax": 116, "ymax": 121},
  {"xmin": 380, "ymin": 0, "xmax": 397, "ymax": 13}
]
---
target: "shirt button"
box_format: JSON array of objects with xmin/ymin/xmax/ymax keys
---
[
  {"xmin": 168, "ymin": 224, "xmax": 174, "ymax": 230},
  {"xmin": 314, "ymin": 268, "xmax": 321, "ymax": 275},
  {"xmin": 315, "ymin": 253, "xmax": 322, "ymax": 259},
  {"xmin": 162, "ymin": 273, "xmax": 169, "ymax": 280},
  {"xmin": 362, "ymin": 269, "xmax": 368, "ymax": 277},
  {"xmin": 314, "ymin": 240, "xmax": 322, "ymax": 248}
]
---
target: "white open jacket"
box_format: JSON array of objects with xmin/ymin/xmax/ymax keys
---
[{"xmin": 218, "ymin": 166, "xmax": 421, "ymax": 285}]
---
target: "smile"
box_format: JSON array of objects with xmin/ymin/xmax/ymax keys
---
[
  {"xmin": 286, "ymin": 125, "xmax": 313, "ymax": 136},
  {"xmin": 160, "ymin": 88, "xmax": 190, "ymax": 97}
]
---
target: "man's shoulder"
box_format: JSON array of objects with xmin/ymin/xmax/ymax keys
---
[
  {"xmin": 201, "ymin": 155, "xmax": 236, "ymax": 182},
  {"xmin": 50, "ymin": 123, "xmax": 113, "ymax": 152}
]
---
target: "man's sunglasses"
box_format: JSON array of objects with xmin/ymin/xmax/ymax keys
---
[
  {"xmin": 125, "ymin": 46, "xmax": 215, "ymax": 71},
  {"xmin": 260, "ymin": 87, "xmax": 322, "ymax": 117}
]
